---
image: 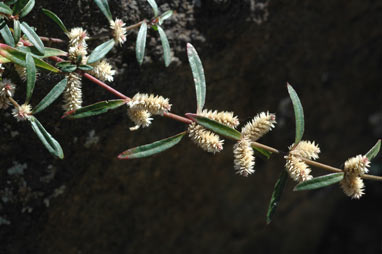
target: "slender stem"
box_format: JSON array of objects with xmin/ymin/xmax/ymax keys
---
[
  {"xmin": 252, "ymin": 141, "xmax": 281, "ymax": 154},
  {"xmin": 82, "ymin": 73, "xmax": 130, "ymax": 101},
  {"xmin": 7, "ymin": 97, "xmax": 21, "ymax": 108},
  {"xmin": 164, "ymin": 112, "xmax": 193, "ymax": 124},
  {"xmin": 125, "ymin": 20, "xmax": 145, "ymax": 31},
  {"xmin": 40, "ymin": 36, "xmax": 66, "ymax": 44},
  {"xmin": 48, "ymin": 57, "xmax": 382, "ymax": 182}
]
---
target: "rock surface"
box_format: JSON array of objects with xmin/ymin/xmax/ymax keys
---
[{"xmin": 1, "ymin": 0, "xmax": 382, "ymax": 253}]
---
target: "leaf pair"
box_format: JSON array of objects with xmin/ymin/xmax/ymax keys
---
[{"xmin": 136, "ymin": 21, "xmax": 172, "ymax": 67}]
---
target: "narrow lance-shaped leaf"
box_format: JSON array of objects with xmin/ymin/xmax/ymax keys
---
[
  {"xmin": 28, "ymin": 116, "xmax": 64, "ymax": 159},
  {"xmin": 66, "ymin": 99, "xmax": 127, "ymax": 119},
  {"xmin": 12, "ymin": 0, "xmax": 29, "ymax": 14},
  {"xmin": 287, "ymin": 83, "xmax": 304, "ymax": 144},
  {"xmin": 136, "ymin": 21, "xmax": 147, "ymax": 65},
  {"xmin": 158, "ymin": 10, "xmax": 173, "ymax": 25},
  {"xmin": 266, "ymin": 170, "xmax": 288, "ymax": 224},
  {"xmin": 365, "ymin": 139, "xmax": 381, "ymax": 161},
  {"xmin": 33, "ymin": 78, "xmax": 67, "ymax": 114},
  {"xmin": 0, "ymin": 2, "xmax": 13, "ymax": 15},
  {"xmin": 41, "ymin": 8, "xmax": 68, "ymax": 33},
  {"xmin": 147, "ymin": 0, "xmax": 159, "ymax": 17},
  {"xmin": 187, "ymin": 43, "xmax": 206, "ymax": 113},
  {"xmin": 16, "ymin": 46, "xmax": 67, "ymax": 59},
  {"xmin": 87, "ymin": 39, "xmax": 115, "ymax": 64},
  {"xmin": 0, "ymin": 24, "xmax": 15, "ymax": 47},
  {"xmin": 118, "ymin": 132, "xmax": 186, "ymax": 159},
  {"xmin": 94, "ymin": 0, "xmax": 112, "ymax": 21},
  {"xmin": 13, "ymin": 20, "xmax": 21, "ymax": 44},
  {"xmin": 157, "ymin": 25, "xmax": 171, "ymax": 67},
  {"xmin": 187, "ymin": 113, "xmax": 241, "ymax": 140},
  {"xmin": 294, "ymin": 173, "xmax": 344, "ymax": 191},
  {"xmin": 25, "ymin": 53, "xmax": 36, "ymax": 103},
  {"xmin": 0, "ymin": 44, "xmax": 59, "ymax": 72},
  {"xmin": 19, "ymin": 0, "xmax": 35, "ymax": 18},
  {"xmin": 20, "ymin": 22, "xmax": 45, "ymax": 55}
]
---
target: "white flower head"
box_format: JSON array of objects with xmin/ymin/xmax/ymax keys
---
[
  {"xmin": 12, "ymin": 104, "xmax": 32, "ymax": 121},
  {"xmin": 0, "ymin": 79, "xmax": 16, "ymax": 109},
  {"xmin": 110, "ymin": 18, "xmax": 127, "ymax": 45},
  {"xmin": 89, "ymin": 60, "xmax": 116, "ymax": 82},
  {"xmin": 241, "ymin": 111, "xmax": 276, "ymax": 141},
  {"xmin": 188, "ymin": 122, "xmax": 224, "ymax": 153},
  {"xmin": 233, "ymin": 138, "xmax": 255, "ymax": 177}
]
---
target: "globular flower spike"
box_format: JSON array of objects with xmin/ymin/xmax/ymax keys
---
[
  {"xmin": 12, "ymin": 104, "xmax": 32, "ymax": 121},
  {"xmin": 241, "ymin": 112, "xmax": 276, "ymax": 142},
  {"xmin": 340, "ymin": 155, "xmax": 370, "ymax": 199},
  {"xmin": 127, "ymin": 108, "xmax": 153, "ymax": 131},
  {"xmin": 187, "ymin": 109, "xmax": 239, "ymax": 153},
  {"xmin": 110, "ymin": 18, "xmax": 127, "ymax": 45},
  {"xmin": 67, "ymin": 27, "xmax": 89, "ymax": 64},
  {"xmin": 233, "ymin": 138, "xmax": 255, "ymax": 177},
  {"xmin": 89, "ymin": 60, "xmax": 116, "ymax": 82},
  {"xmin": 188, "ymin": 122, "xmax": 224, "ymax": 153},
  {"xmin": 0, "ymin": 79, "xmax": 16, "ymax": 110},
  {"xmin": 285, "ymin": 140, "xmax": 320, "ymax": 182},
  {"xmin": 128, "ymin": 93, "xmax": 171, "ymax": 116},
  {"xmin": 62, "ymin": 73, "xmax": 83, "ymax": 112}
]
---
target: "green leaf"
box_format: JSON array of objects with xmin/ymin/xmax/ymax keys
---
[
  {"xmin": 293, "ymin": 173, "xmax": 344, "ymax": 191},
  {"xmin": 118, "ymin": 132, "xmax": 186, "ymax": 159},
  {"xmin": 12, "ymin": 0, "xmax": 28, "ymax": 14},
  {"xmin": 136, "ymin": 21, "xmax": 147, "ymax": 65},
  {"xmin": 157, "ymin": 25, "xmax": 171, "ymax": 67},
  {"xmin": 78, "ymin": 64, "xmax": 94, "ymax": 71},
  {"xmin": 147, "ymin": 0, "xmax": 159, "ymax": 17},
  {"xmin": 365, "ymin": 139, "xmax": 381, "ymax": 161},
  {"xmin": 0, "ymin": 19, "xmax": 6, "ymax": 30},
  {"xmin": 94, "ymin": 0, "xmax": 112, "ymax": 21},
  {"xmin": 0, "ymin": 24, "xmax": 15, "ymax": 47},
  {"xmin": 187, "ymin": 43, "xmax": 206, "ymax": 113},
  {"xmin": 158, "ymin": 10, "xmax": 173, "ymax": 25},
  {"xmin": 5, "ymin": 0, "xmax": 17, "ymax": 5},
  {"xmin": 13, "ymin": 20, "xmax": 21, "ymax": 44},
  {"xmin": 87, "ymin": 39, "xmax": 115, "ymax": 64},
  {"xmin": 41, "ymin": 8, "xmax": 68, "ymax": 33},
  {"xmin": 16, "ymin": 46, "xmax": 67, "ymax": 59},
  {"xmin": 67, "ymin": 99, "xmax": 127, "ymax": 119},
  {"xmin": 266, "ymin": 170, "xmax": 288, "ymax": 224},
  {"xmin": 25, "ymin": 53, "xmax": 36, "ymax": 103},
  {"xmin": 60, "ymin": 64, "xmax": 77, "ymax": 72},
  {"xmin": 0, "ymin": 2, "xmax": 13, "ymax": 15},
  {"xmin": 19, "ymin": 0, "xmax": 35, "ymax": 18},
  {"xmin": 287, "ymin": 83, "xmax": 304, "ymax": 144},
  {"xmin": 0, "ymin": 43, "xmax": 59, "ymax": 72},
  {"xmin": 28, "ymin": 116, "xmax": 64, "ymax": 159},
  {"xmin": 55, "ymin": 61, "xmax": 72, "ymax": 68},
  {"xmin": 33, "ymin": 78, "xmax": 67, "ymax": 114},
  {"xmin": 252, "ymin": 146, "xmax": 272, "ymax": 160},
  {"xmin": 187, "ymin": 113, "xmax": 241, "ymax": 140},
  {"xmin": 20, "ymin": 22, "xmax": 45, "ymax": 55}
]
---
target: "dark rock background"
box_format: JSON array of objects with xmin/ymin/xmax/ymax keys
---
[{"xmin": 1, "ymin": 0, "xmax": 382, "ymax": 253}]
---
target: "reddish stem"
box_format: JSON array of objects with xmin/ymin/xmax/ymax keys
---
[
  {"xmin": 40, "ymin": 36, "xmax": 66, "ymax": 44},
  {"xmin": 49, "ymin": 56, "xmax": 192, "ymax": 124},
  {"xmin": 82, "ymin": 73, "xmax": 130, "ymax": 101}
]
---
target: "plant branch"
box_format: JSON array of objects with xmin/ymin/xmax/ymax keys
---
[
  {"xmin": 125, "ymin": 20, "xmax": 145, "ymax": 31},
  {"xmin": 40, "ymin": 36, "xmax": 66, "ymax": 44}
]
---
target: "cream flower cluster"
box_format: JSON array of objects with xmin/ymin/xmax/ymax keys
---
[
  {"xmin": 89, "ymin": 60, "xmax": 116, "ymax": 82},
  {"xmin": 127, "ymin": 93, "xmax": 171, "ymax": 130},
  {"xmin": 0, "ymin": 79, "xmax": 16, "ymax": 109},
  {"xmin": 187, "ymin": 109, "xmax": 240, "ymax": 154},
  {"xmin": 233, "ymin": 112, "xmax": 276, "ymax": 177},
  {"xmin": 340, "ymin": 155, "xmax": 370, "ymax": 199},
  {"xmin": 110, "ymin": 18, "xmax": 127, "ymax": 45},
  {"xmin": 285, "ymin": 141, "xmax": 320, "ymax": 182},
  {"xmin": 62, "ymin": 73, "xmax": 82, "ymax": 111},
  {"xmin": 12, "ymin": 104, "xmax": 32, "ymax": 121}
]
